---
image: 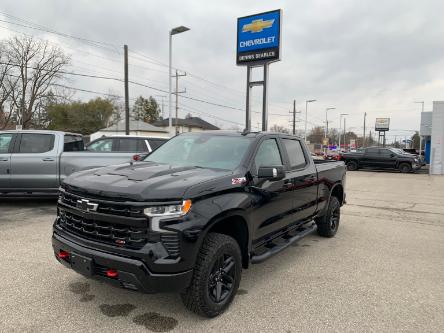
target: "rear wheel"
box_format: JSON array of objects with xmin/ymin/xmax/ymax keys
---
[
  {"xmin": 315, "ymin": 196, "xmax": 340, "ymax": 237},
  {"xmin": 346, "ymin": 160, "xmax": 358, "ymax": 171},
  {"xmin": 181, "ymin": 233, "xmax": 242, "ymax": 317},
  {"xmin": 399, "ymin": 163, "xmax": 412, "ymax": 173}
]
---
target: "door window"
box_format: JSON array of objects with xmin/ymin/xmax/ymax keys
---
[
  {"xmin": 379, "ymin": 149, "xmax": 393, "ymax": 157},
  {"xmin": 0, "ymin": 134, "xmax": 14, "ymax": 153},
  {"xmin": 18, "ymin": 134, "xmax": 54, "ymax": 153},
  {"xmin": 365, "ymin": 148, "xmax": 379, "ymax": 155},
  {"xmin": 87, "ymin": 138, "xmax": 114, "ymax": 152},
  {"xmin": 64, "ymin": 135, "xmax": 84, "ymax": 152},
  {"xmin": 254, "ymin": 139, "xmax": 283, "ymax": 170},
  {"xmin": 117, "ymin": 138, "xmax": 139, "ymax": 152},
  {"xmin": 282, "ymin": 139, "xmax": 307, "ymax": 169}
]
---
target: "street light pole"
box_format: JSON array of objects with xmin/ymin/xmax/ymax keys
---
[
  {"xmin": 304, "ymin": 99, "xmax": 316, "ymax": 141},
  {"xmin": 325, "ymin": 107, "xmax": 336, "ymax": 138},
  {"xmin": 339, "ymin": 113, "xmax": 348, "ymax": 152},
  {"xmin": 168, "ymin": 26, "xmax": 190, "ymax": 137}
]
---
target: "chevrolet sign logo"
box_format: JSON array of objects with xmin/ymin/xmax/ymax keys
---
[
  {"xmin": 76, "ymin": 199, "xmax": 98, "ymax": 212},
  {"xmin": 242, "ymin": 19, "xmax": 275, "ymax": 33}
]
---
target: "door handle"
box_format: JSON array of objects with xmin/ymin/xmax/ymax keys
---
[
  {"xmin": 0, "ymin": 158, "xmax": 8, "ymax": 162},
  {"xmin": 42, "ymin": 158, "xmax": 55, "ymax": 162}
]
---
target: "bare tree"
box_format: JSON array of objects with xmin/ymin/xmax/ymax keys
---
[
  {"xmin": 270, "ymin": 124, "xmax": 289, "ymax": 133},
  {"xmin": 0, "ymin": 42, "xmax": 19, "ymax": 129},
  {"xmin": 5, "ymin": 35, "xmax": 70, "ymax": 128}
]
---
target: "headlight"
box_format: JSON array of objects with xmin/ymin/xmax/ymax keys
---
[
  {"xmin": 414, "ymin": 158, "xmax": 419, "ymax": 163},
  {"xmin": 144, "ymin": 200, "xmax": 192, "ymax": 217}
]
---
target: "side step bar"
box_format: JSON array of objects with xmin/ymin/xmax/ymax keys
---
[{"xmin": 250, "ymin": 224, "xmax": 317, "ymax": 264}]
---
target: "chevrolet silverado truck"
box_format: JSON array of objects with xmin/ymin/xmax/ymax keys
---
[
  {"xmin": 52, "ymin": 131, "xmax": 346, "ymax": 317},
  {"xmin": 340, "ymin": 146, "xmax": 422, "ymax": 172},
  {"xmin": 0, "ymin": 130, "xmax": 165, "ymax": 195}
]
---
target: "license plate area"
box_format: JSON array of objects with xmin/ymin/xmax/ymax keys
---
[{"xmin": 71, "ymin": 253, "xmax": 94, "ymax": 277}]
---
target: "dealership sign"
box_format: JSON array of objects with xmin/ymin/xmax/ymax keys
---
[
  {"xmin": 375, "ymin": 118, "xmax": 390, "ymax": 131},
  {"xmin": 236, "ymin": 10, "xmax": 282, "ymax": 65}
]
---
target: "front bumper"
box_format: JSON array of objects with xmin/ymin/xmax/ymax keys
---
[{"xmin": 52, "ymin": 232, "xmax": 193, "ymax": 293}]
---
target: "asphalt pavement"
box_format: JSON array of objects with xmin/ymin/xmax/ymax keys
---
[{"xmin": 0, "ymin": 171, "xmax": 443, "ymax": 332}]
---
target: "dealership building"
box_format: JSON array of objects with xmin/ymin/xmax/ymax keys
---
[{"xmin": 420, "ymin": 101, "xmax": 444, "ymax": 175}]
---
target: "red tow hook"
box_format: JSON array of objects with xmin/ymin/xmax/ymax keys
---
[
  {"xmin": 106, "ymin": 269, "xmax": 119, "ymax": 279},
  {"xmin": 58, "ymin": 250, "xmax": 70, "ymax": 261}
]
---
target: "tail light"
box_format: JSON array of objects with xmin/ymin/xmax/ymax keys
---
[{"xmin": 132, "ymin": 154, "xmax": 141, "ymax": 161}]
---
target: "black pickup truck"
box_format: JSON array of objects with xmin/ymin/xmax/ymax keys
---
[
  {"xmin": 340, "ymin": 147, "xmax": 422, "ymax": 173},
  {"xmin": 52, "ymin": 131, "xmax": 346, "ymax": 317}
]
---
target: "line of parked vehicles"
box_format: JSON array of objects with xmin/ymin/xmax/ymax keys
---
[{"xmin": 318, "ymin": 147, "xmax": 424, "ymax": 173}]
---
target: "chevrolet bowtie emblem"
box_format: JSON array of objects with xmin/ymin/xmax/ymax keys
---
[
  {"xmin": 76, "ymin": 199, "xmax": 98, "ymax": 212},
  {"xmin": 242, "ymin": 19, "xmax": 275, "ymax": 33}
]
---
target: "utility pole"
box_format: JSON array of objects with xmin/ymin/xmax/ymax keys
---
[
  {"xmin": 124, "ymin": 45, "xmax": 130, "ymax": 135},
  {"xmin": 363, "ymin": 112, "xmax": 367, "ymax": 148},
  {"xmin": 173, "ymin": 70, "xmax": 187, "ymax": 135},
  {"xmin": 292, "ymin": 100, "xmax": 297, "ymax": 135},
  {"xmin": 343, "ymin": 117, "xmax": 347, "ymax": 151}
]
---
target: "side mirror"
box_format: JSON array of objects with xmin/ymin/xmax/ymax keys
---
[
  {"xmin": 258, "ymin": 166, "xmax": 285, "ymax": 181},
  {"xmin": 390, "ymin": 153, "xmax": 395, "ymax": 157}
]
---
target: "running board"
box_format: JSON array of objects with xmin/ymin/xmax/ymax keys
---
[{"xmin": 250, "ymin": 224, "xmax": 316, "ymax": 264}]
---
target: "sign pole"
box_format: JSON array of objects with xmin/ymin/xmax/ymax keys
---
[
  {"xmin": 262, "ymin": 63, "xmax": 269, "ymax": 131},
  {"xmin": 245, "ymin": 66, "xmax": 252, "ymax": 131}
]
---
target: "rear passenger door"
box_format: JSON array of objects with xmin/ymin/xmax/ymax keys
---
[
  {"xmin": 361, "ymin": 148, "xmax": 380, "ymax": 167},
  {"xmin": 10, "ymin": 133, "xmax": 59, "ymax": 189},
  {"xmin": 281, "ymin": 138, "xmax": 318, "ymax": 221},
  {"xmin": 0, "ymin": 133, "xmax": 15, "ymax": 189}
]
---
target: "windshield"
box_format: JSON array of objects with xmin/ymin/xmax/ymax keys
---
[{"xmin": 144, "ymin": 134, "xmax": 253, "ymax": 171}]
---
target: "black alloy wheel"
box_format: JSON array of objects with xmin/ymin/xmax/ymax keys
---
[{"xmin": 208, "ymin": 254, "xmax": 236, "ymax": 303}]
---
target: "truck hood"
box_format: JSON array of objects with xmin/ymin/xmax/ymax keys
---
[{"xmin": 63, "ymin": 161, "xmax": 234, "ymax": 201}]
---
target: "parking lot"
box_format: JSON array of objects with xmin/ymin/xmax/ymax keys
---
[{"xmin": 0, "ymin": 171, "xmax": 443, "ymax": 333}]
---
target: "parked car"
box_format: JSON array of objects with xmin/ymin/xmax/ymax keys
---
[
  {"xmin": 0, "ymin": 130, "xmax": 167, "ymax": 195},
  {"xmin": 340, "ymin": 146, "xmax": 422, "ymax": 172},
  {"xmin": 53, "ymin": 131, "xmax": 346, "ymax": 317},
  {"xmin": 86, "ymin": 135, "xmax": 167, "ymax": 156}
]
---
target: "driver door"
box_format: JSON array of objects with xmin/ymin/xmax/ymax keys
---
[{"xmin": 249, "ymin": 137, "xmax": 294, "ymax": 241}]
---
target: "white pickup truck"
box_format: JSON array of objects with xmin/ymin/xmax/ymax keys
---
[{"xmin": 0, "ymin": 130, "xmax": 166, "ymax": 195}]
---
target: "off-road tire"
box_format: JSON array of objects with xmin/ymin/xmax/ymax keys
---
[
  {"xmin": 399, "ymin": 163, "xmax": 412, "ymax": 173},
  {"xmin": 181, "ymin": 233, "xmax": 242, "ymax": 317},
  {"xmin": 315, "ymin": 196, "xmax": 340, "ymax": 237},
  {"xmin": 346, "ymin": 160, "xmax": 358, "ymax": 171}
]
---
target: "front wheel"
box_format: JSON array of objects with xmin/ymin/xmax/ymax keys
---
[
  {"xmin": 181, "ymin": 233, "xmax": 242, "ymax": 317},
  {"xmin": 346, "ymin": 160, "xmax": 358, "ymax": 171},
  {"xmin": 399, "ymin": 163, "xmax": 412, "ymax": 173},
  {"xmin": 315, "ymin": 196, "xmax": 341, "ymax": 237}
]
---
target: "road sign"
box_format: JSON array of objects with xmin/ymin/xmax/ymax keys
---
[
  {"xmin": 236, "ymin": 9, "xmax": 282, "ymax": 65},
  {"xmin": 375, "ymin": 118, "xmax": 390, "ymax": 131}
]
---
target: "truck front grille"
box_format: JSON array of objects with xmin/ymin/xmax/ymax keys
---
[
  {"xmin": 60, "ymin": 191, "xmax": 144, "ymax": 218},
  {"xmin": 58, "ymin": 210, "xmax": 148, "ymax": 249}
]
